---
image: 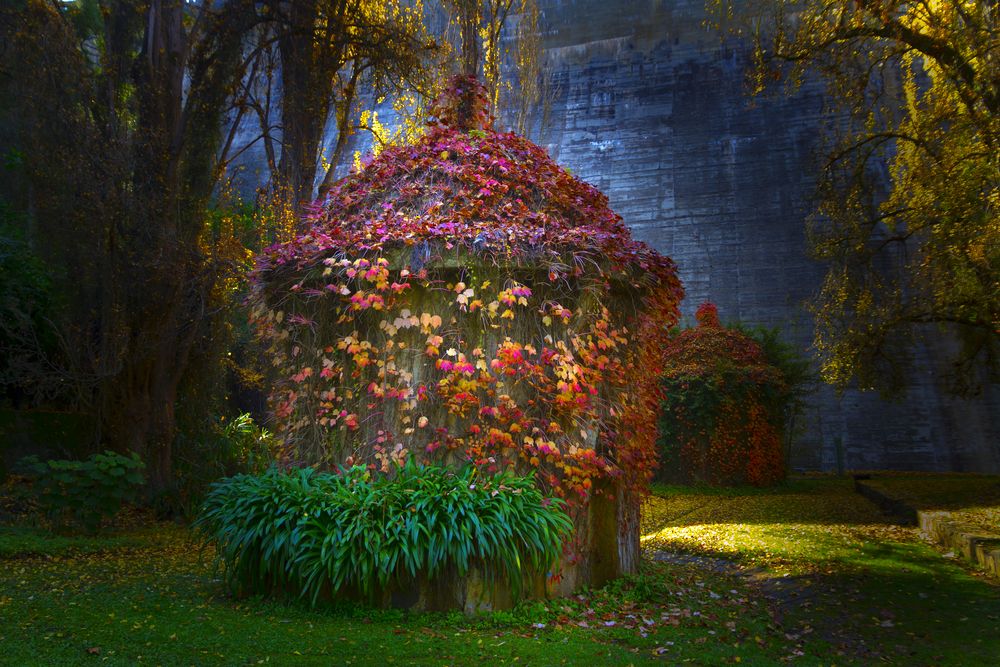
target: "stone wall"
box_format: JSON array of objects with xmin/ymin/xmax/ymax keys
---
[{"xmin": 525, "ymin": 0, "xmax": 999, "ymax": 473}]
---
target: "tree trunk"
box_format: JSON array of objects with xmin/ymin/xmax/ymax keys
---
[
  {"xmin": 460, "ymin": 0, "xmax": 479, "ymax": 78},
  {"xmin": 96, "ymin": 0, "xmax": 252, "ymax": 495},
  {"xmin": 103, "ymin": 361, "xmax": 180, "ymax": 493},
  {"xmin": 276, "ymin": 0, "xmax": 333, "ymax": 211},
  {"xmin": 3, "ymin": 0, "xmax": 254, "ymax": 496}
]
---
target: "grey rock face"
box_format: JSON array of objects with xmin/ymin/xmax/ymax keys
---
[{"xmin": 525, "ymin": 0, "xmax": 998, "ymax": 473}]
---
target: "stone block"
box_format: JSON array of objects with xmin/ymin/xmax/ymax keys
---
[{"xmin": 916, "ymin": 509, "xmax": 1000, "ymax": 579}]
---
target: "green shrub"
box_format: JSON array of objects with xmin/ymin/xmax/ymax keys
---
[
  {"xmin": 216, "ymin": 413, "xmax": 277, "ymax": 473},
  {"xmin": 0, "ymin": 214, "xmax": 64, "ymax": 406},
  {"xmin": 735, "ymin": 324, "xmax": 817, "ymax": 457},
  {"xmin": 171, "ymin": 413, "xmax": 278, "ymax": 518},
  {"xmin": 194, "ymin": 462, "xmax": 573, "ymax": 605},
  {"xmin": 18, "ymin": 450, "xmax": 145, "ymax": 532}
]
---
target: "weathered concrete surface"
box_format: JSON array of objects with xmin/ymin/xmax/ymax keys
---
[
  {"xmin": 518, "ymin": 0, "xmax": 1000, "ymax": 473},
  {"xmin": 918, "ymin": 511, "xmax": 1000, "ymax": 579}
]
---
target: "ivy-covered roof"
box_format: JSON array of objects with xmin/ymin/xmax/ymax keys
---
[
  {"xmin": 247, "ymin": 76, "xmax": 684, "ymax": 510},
  {"xmin": 257, "ymin": 76, "xmax": 676, "ymax": 288}
]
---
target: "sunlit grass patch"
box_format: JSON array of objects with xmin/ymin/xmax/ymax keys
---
[
  {"xmin": 641, "ymin": 478, "xmax": 915, "ymax": 572},
  {"xmin": 639, "ymin": 477, "xmax": 1000, "ymax": 666}
]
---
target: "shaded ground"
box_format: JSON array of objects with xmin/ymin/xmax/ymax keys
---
[{"xmin": 1, "ymin": 477, "xmax": 998, "ymax": 665}]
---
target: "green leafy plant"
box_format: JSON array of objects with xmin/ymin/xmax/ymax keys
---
[
  {"xmin": 735, "ymin": 324, "xmax": 817, "ymax": 463},
  {"xmin": 0, "ymin": 212, "xmax": 65, "ymax": 406},
  {"xmin": 17, "ymin": 450, "xmax": 145, "ymax": 533},
  {"xmin": 216, "ymin": 413, "xmax": 277, "ymax": 474},
  {"xmin": 194, "ymin": 461, "xmax": 573, "ymax": 606},
  {"xmin": 171, "ymin": 413, "xmax": 278, "ymax": 518}
]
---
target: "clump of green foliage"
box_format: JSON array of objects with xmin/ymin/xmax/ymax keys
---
[
  {"xmin": 211, "ymin": 413, "xmax": 277, "ymax": 474},
  {"xmin": 0, "ymin": 210, "xmax": 64, "ymax": 407},
  {"xmin": 18, "ymin": 450, "xmax": 145, "ymax": 533},
  {"xmin": 171, "ymin": 413, "xmax": 278, "ymax": 517},
  {"xmin": 194, "ymin": 462, "xmax": 573, "ymax": 605},
  {"xmin": 734, "ymin": 324, "xmax": 816, "ymax": 460}
]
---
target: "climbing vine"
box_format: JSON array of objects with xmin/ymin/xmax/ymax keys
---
[
  {"xmin": 249, "ymin": 76, "xmax": 683, "ymax": 512},
  {"xmin": 657, "ymin": 303, "xmax": 786, "ymax": 487}
]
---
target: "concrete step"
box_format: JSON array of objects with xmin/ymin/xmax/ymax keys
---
[{"xmin": 855, "ymin": 480, "xmax": 1000, "ymax": 579}]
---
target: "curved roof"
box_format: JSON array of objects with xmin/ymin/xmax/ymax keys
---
[{"xmin": 259, "ymin": 76, "xmax": 675, "ymax": 286}]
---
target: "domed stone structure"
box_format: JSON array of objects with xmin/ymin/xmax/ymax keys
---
[{"xmin": 249, "ymin": 76, "xmax": 683, "ymax": 608}]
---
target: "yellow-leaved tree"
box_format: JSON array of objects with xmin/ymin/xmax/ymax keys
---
[{"xmin": 718, "ymin": 0, "xmax": 999, "ymax": 394}]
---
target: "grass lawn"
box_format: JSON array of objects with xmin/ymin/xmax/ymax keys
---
[{"xmin": 2, "ymin": 478, "xmax": 998, "ymax": 665}]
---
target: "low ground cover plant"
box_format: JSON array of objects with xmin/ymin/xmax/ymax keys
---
[
  {"xmin": 16, "ymin": 450, "xmax": 145, "ymax": 533},
  {"xmin": 195, "ymin": 461, "xmax": 573, "ymax": 605}
]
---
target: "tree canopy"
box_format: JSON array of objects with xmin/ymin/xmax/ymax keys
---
[
  {"xmin": 722, "ymin": 0, "xmax": 999, "ymax": 394},
  {"xmin": 0, "ymin": 0, "xmax": 439, "ymax": 490}
]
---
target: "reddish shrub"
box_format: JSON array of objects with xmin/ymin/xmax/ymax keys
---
[{"xmin": 657, "ymin": 303, "xmax": 786, "ymax": 486}]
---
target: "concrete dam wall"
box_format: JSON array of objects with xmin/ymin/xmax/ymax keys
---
[{"xmin": 526, "ymin": 0, "xmax": 999, "ymax": 473}]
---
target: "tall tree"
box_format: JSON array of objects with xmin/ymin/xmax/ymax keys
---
[
  {"xmin": 2, "ymin": 0, "xmax": 260, "ymax": 491},
  {"xmin": 445, "ymin": 0, "xmax": 546, "ymax": 134},
  {"xmin": 718, "ymin": 0, "xmax": 1000, "ymax": 394},
  {"xmin": 272, "ymin": 0, "xmax": 434, "ymax": 208},
  {"xmin": 216, "ymin": 1, "xmax": 437, "ymax": 209},
  {"xmin": 0, "ymin": 0, "xmax": 436, "ymax": 492}
]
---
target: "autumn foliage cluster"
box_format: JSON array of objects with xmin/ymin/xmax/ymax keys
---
[
  {"xmin": 657, "ymin": 303, "xmax": 786, "ymax": 487},
  {"xmin": 250, "ymin": 77, "xmax": 682, "ymax": 520}
]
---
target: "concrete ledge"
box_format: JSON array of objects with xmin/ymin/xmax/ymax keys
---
[
  {"xmin": 918, "ymin": 510, "xmax": 1000, "ymax": 578},
  {"xmin": 854, "ymin": 479, "xmax": 917, "ymax": 525},
  {"xmin": 855, "ymin": 481, "xmax": 1000, "ymax": 579}
]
